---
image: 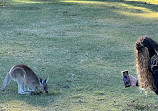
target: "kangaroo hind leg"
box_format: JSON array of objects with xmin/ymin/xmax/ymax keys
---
[{"xmin": 1, "ymin": 73, "xmax": 12, "ymax": 91}]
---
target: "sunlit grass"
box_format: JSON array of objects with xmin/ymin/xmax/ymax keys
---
[
  {"xmin": 61, "ymin": 0, "xmax": 109, "ymax": 5},
  {"xmin": 125, "ymin": 0, "xmax": 158, "ymax": 5},
  {"xmin": 0, "ymin": 100, "xmax": 38, "ymax": 111},
  {"xmin": 12, "ymin": 0, "xmax": 42, "ymax": 4},
  {"xmin": 116, "ymin": 3, "xmax": 158, "ymax": 19},
  {"xmin": 118, "ymin": 10, "xmax": 158, "ymax": 19},
  {"xmin": 62, "ymin": 0, "xmax": 158, "ymax": 19}
]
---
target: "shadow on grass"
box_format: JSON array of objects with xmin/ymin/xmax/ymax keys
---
[
  {"xmin": 0, "ymin": 89, "xmax": 56, "ymax": 107},
  {"xmin": 0, "ymin": 80, "xmax": 63, "ymax": 107},
  {"xmin": 0, "ymin": 77, "xmax": 70, "ymax": 107}
]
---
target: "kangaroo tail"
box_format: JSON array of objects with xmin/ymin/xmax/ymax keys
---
[{"xmin": 1, "ymin": 73, "xmax": 12, "ymax": 91}]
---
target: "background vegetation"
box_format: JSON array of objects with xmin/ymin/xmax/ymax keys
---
[{"xmin": 0, "ymin": 0, "xmax": 158, "ymax": 110}]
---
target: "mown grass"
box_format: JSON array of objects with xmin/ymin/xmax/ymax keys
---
[{"xmin": 0, "ymin": 0, "xmax": 158, "ymax": 110}]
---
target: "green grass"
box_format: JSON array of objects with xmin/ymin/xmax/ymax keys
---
[{"xmin": 0, "ymin": 0, "xmax": 158, "ymax": 110}]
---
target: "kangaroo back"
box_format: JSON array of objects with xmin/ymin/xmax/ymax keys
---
[{"xmin": 15, "ymin": 64, "xmax": 40, "ymax": 86}]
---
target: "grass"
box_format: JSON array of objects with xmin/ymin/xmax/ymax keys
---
[{"xmin": 0, "ymin": 0, "xmax": 158, "ymax": 110}]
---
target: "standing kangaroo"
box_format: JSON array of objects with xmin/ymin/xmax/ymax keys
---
[{"xmin": 1, "ymin": 64, "xmax": 48, "ymax": 94}]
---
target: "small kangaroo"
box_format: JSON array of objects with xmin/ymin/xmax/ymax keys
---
[{"xmin": 1, "ymin": 64, "xmax": 48, "ymax": 94}]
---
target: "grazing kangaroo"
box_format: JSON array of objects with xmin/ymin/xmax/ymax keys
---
[{"xmin": 1, "ymin": 64, "xmax": 48, "ymax": 94}]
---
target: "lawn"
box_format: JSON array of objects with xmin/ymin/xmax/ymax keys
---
[{"xmin": 0, "ymin": 0, "xmax": 158, "ymax": 110}]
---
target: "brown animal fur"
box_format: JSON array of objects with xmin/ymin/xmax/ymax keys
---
[{"xmin": 135, "ymin": 37, "xmax": 157, "ymax": 93}]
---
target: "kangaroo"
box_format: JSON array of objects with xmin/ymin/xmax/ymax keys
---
[{"xmin": 1, "ymin": 64, "xmax": 48, "ymax": 95}]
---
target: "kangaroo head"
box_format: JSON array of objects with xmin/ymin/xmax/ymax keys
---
[{"xmin": 39, "ymin": 78, "xmax": 48, "ymax": 93}]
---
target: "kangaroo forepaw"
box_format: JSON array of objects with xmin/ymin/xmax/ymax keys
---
[{"xmin": 19, "ymin": 91, "xmax": 31, "ymax": 95}]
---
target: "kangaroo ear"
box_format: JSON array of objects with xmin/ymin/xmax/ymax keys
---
[
  {"xmin": 44, "ymin": 79, "xmax": 48, "ymax": 83},
  {"xmin": 39, "ymin": 78, "xmax": 43, "ymax": 83}
]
